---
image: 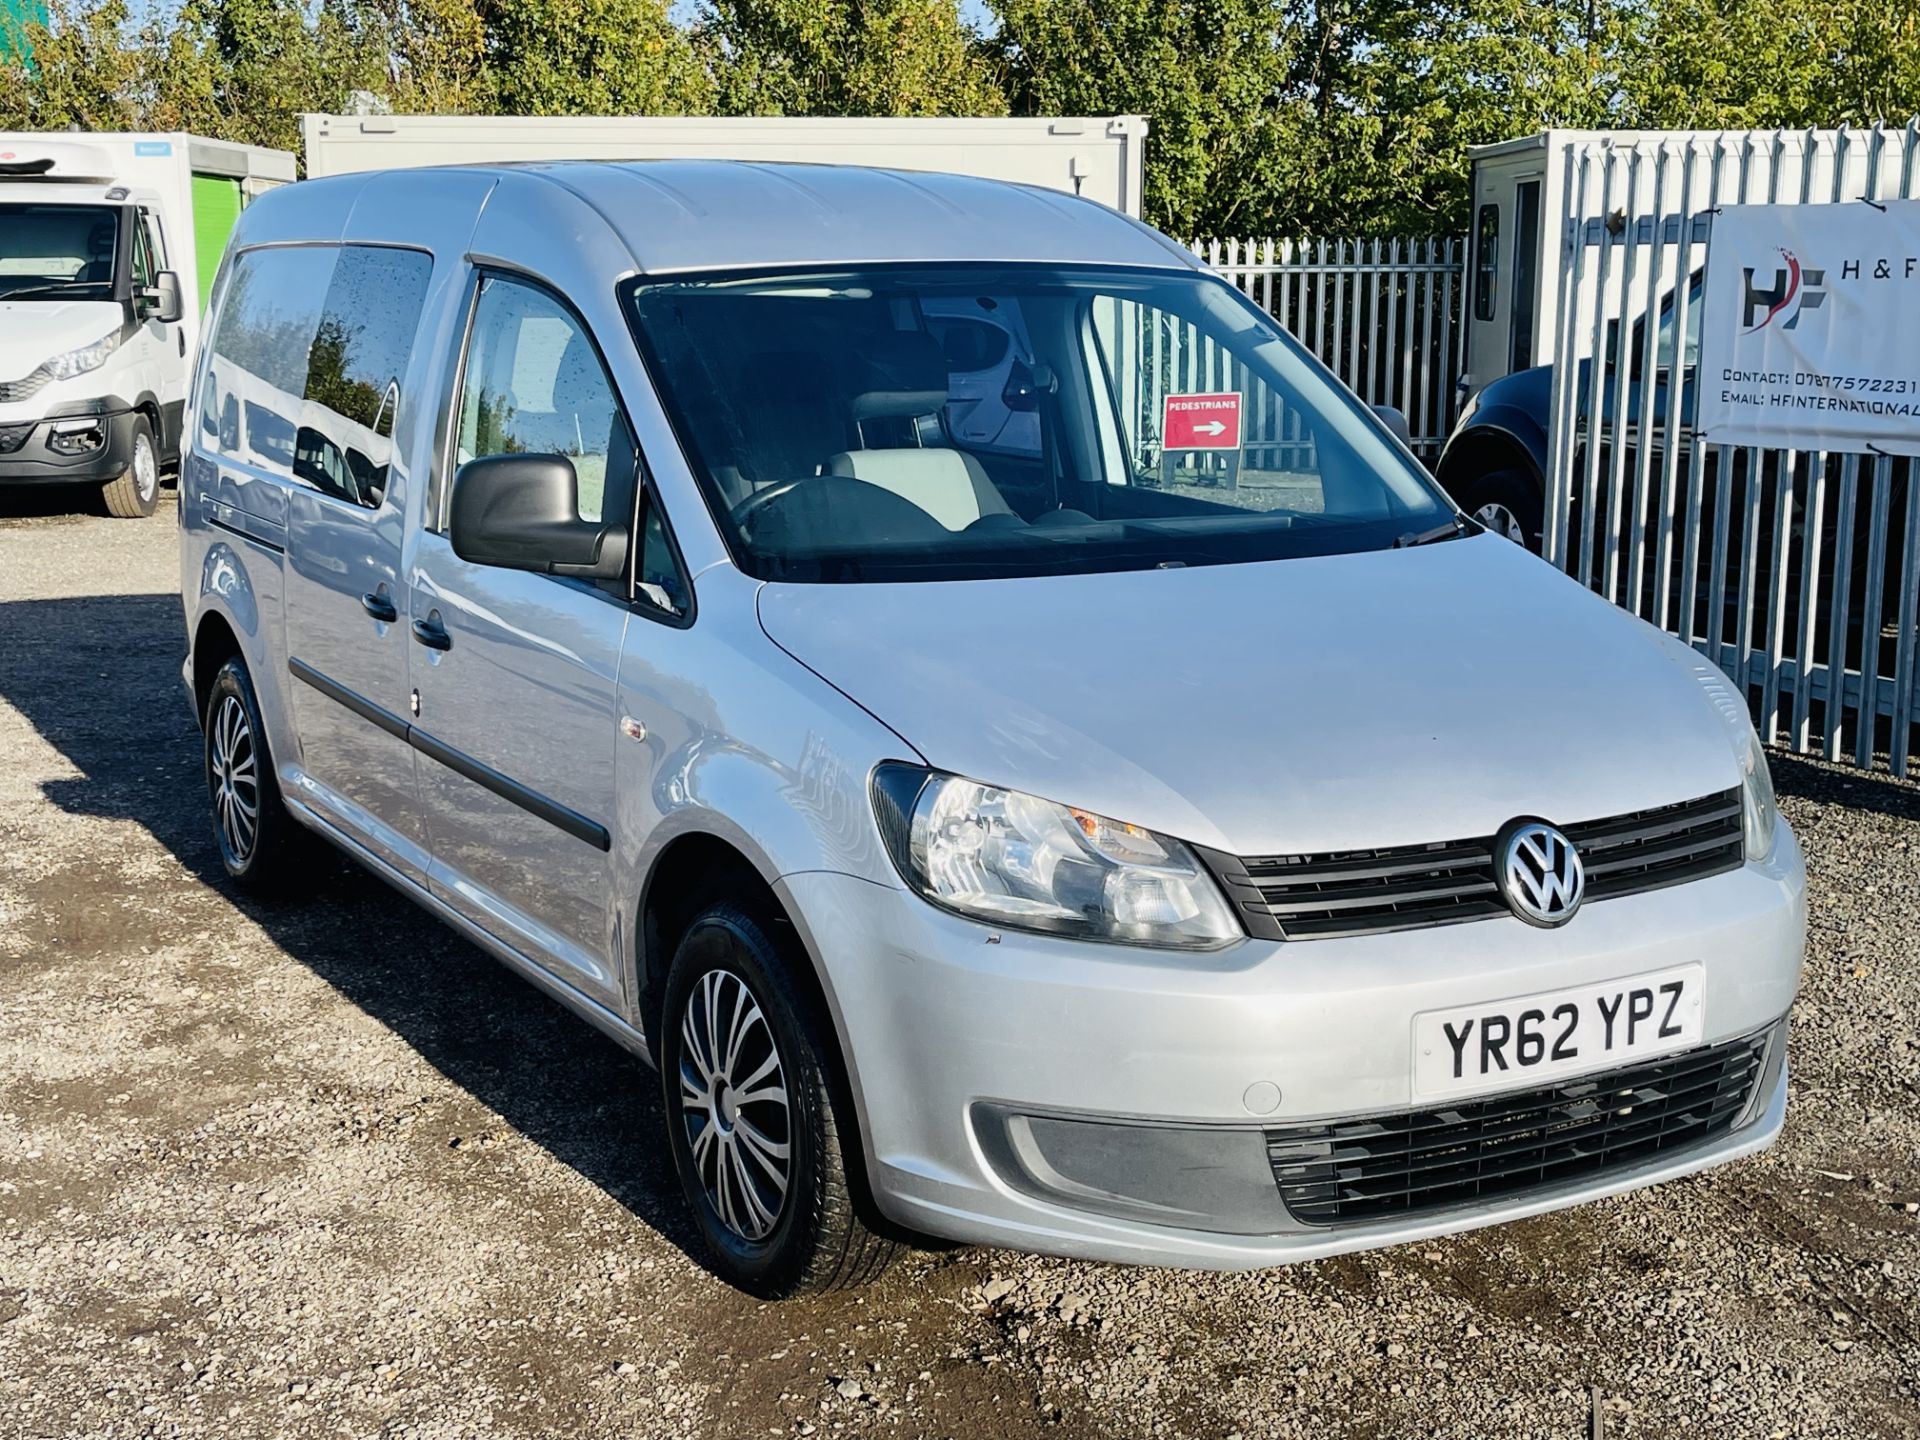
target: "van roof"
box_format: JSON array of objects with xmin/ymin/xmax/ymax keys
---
[{"xmin": 318, "ymin": 159, "xmax": 1199, "ymax": 276}]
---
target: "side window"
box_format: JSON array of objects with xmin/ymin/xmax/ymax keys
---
[
  {"xmin": 455, "ymin": 274, "xmax": 633, "ymax": 526},
  {"xmin": 1473, "ymin": 203, "xmax": 1500, "ymax": 323},
  {"xmin": 297, "ymin": 246, "xmax": 434, "ymax": 509},
  {"xmin": 141, "ymin": 210, "xmax": 165, "ymax": 271},
  {"xmin": 635, "ymin": 491, "xmax": 691, "ymax": 619},
  {"xmin": 130, "ymin": 212, "xmax": 155, "ymax": 289},
  {"xmin": 1656, "ymin": 273, "xmax": 1705, "ymax": 371},
  {"xmin": 1508, "ymin": 181, "xmax": 1541, "ymax": 370},
  {"xmin": 199, "ymin": 246, "xmax": 336, "ymax": 479}
]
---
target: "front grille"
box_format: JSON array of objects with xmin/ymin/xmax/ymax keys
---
[
  {"xmin": 0, "ymin": 421, "xmax": 32, "ymax": 454},
  {"xmin": 1210, "ymin": 788, "xmax": 1743, "ymax": 941},
  {"xmin": 1265, "ymin": 1032, "xmax": 1769, "ymax": 1227},
  {"xmin": 0, "ymin": 366, "xmax": 53, "ymax": 404}
]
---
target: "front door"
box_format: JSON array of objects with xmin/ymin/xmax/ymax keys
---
[
  {"xmin": 408, "ymin": 271, "xmax": 635, "ymax": 1010},
  {"xmin": 128, "ymin": 205, "xmax": 186, "ymax": 458}
]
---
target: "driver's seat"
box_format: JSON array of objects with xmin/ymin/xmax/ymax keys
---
[{"xmin": 823, "ymin": 331, "xmax": 1014, "ymax": 531}]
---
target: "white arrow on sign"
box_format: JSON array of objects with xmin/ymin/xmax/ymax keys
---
[{"xmin": 1191, "ymin": 420, "xmax": 1227, "ymax": 436}]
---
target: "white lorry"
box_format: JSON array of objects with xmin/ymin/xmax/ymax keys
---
[
  {"xmin": 300, "ymin": 113, "xmax": 1149, "ymax": 218},
  {"xmin": 0, "ymin": 132, "xmax": 294, "ymax": 516}
]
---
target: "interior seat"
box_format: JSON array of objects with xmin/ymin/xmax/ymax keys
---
[{"xmin": 823, "ymin": 331, "xmax": 1014, "ymax": 531}]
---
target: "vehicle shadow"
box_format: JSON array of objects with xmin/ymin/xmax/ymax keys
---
[
  {"xmin": 0, "ymin": 483, "xmax": 110, "ymax": 521},
  {"xmin": 0, "ymin": 590, "xmax": 709, "ymax": 1268}
]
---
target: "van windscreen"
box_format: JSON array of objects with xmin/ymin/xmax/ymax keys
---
[
  {"xmin": 627, "ymin": 264, "xmax": 1453, "ymax": 584},
  {"xmin": 0, "ymin": 204, "xmax": 120, "ymax": 300}
]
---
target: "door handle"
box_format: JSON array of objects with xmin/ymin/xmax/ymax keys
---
[
  {"xmin": 360, "ymin": 591, "xmax": 398, "ymax": 624},
  {"xmin": 411, "ymin": 615, "xmax": 452, "ymax": 651}
]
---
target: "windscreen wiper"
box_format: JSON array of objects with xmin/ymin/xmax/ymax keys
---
[
  {"xmin": 0, "ymin": 281, "xmax": 97, "ymax": 301},
  {"xmin": 1394, "ymin": 516, "xmax": 1469, "ymax": 548}
]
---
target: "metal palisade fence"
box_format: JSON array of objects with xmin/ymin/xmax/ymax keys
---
[
  {"xmin": 1545, "ymin": 124, "xmax": 1920, "ymax": 776},
  {"xmin": 1197, "ymin": 237, "xmax": 1467, "ymax": 463}
]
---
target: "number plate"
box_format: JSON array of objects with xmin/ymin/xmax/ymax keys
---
[{"xmin": 1412, "ymin": 964, "xmax": 1706, "ymax": 1100}]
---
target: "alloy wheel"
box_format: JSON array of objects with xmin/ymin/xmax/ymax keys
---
[
  {"xmin": 1475, "ymin": 500, "xmax": 1527, "ymax": 543},
  {"xmin": 678, "ymin": 968, "xmax": 792, "ymax": 1242},
  {"xmin": 209, "ymin": 693, "xmax": 260, "ymax": 865}
]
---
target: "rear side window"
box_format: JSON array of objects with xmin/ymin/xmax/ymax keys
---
[
  {"xmin": 198, "ymin": 246, "xmax": 334, "ymax": 479},
  {"xmin": 298, "ymin": 247, "xmax": 434, "ymax": 509}
]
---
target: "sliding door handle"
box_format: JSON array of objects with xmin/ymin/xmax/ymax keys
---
[
  {"xmin": 360, "ymin": 591, "xmax": 398, "ymax": 624},
  {"xmin": 411, "ymin": 615, "xmax": 452, "ymax": 651}
]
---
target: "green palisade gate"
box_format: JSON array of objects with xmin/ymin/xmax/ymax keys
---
[{"xmin": 189, "ymin": 173, "xmax": 243, "ymax": 314}]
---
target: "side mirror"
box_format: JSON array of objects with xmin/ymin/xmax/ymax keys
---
[
  {"xmin": 1371, "ymin": 404, "xmax": 1413, "ymax": 448},
  {"xmin": 449, "ymin": 453, "xmax": 627, "ymax": 580},
  {"xmin": 1001, "ymin": 358, "xmax": 1042, "ymax": 413},
  {"xmin": 142, "ymin": 270, "xmax": 183, "ymax": 325}
]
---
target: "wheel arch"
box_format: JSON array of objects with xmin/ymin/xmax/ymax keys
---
[
  {"xmin": 1436, "ymin": 414, "xmax": 1548, "ymax": 506},
  {"xmin": 636, "ymin": 826, "xmax": 894, "ymax": 1232},
  {"xmin": 190, "ymin": 608, "xmax": 243, "ymax": 726}
]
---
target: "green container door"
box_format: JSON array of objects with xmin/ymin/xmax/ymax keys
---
[{"xmin": 189, "ymin": 173, "xmax": 243, "ymax": 313}]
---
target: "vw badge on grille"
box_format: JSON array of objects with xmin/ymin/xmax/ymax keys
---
[{"xmin": 1496, "ymin": 820, "xmax": 1585, "ymax": 927}]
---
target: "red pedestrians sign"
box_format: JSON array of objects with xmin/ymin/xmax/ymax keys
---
[{"xmin": 1162, "ymin": 391, "xmax": 1243, "ymax": 450}]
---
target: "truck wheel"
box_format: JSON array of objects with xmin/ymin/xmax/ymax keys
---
[
  {"xmin": 1452, "ymin": 468, "xmax": 1542, "ymax": 551},
  {"xmin": 204, "ymin": 657, "xmax": 303, "ymax": 893},
  {"xmin": 101, "ymin": 416, "xmax": 160, "ymax": 519},
  {"xmin": 660, "ymin": 901, "xmax": 899, "ymax": 1298}
]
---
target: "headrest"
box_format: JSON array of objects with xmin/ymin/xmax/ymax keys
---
[{"xmin": 850, "ymin": 330, "xmax": 948, "ymax": 423}]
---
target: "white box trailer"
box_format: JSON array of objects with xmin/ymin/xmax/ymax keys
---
[
  {"xmin": 0, "ymin": 131, "xmax": 294, "ymax": 515},
  {"xmin": 1460, "ymin": 127, "xmax": 1882, "ymax": 397},
  {"xmin": 300, "ymin": 113, "xmax": 1149, "ymax": 218}
]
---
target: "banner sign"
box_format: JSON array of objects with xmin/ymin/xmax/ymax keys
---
[{"xmin": 1698, "ymin": 200, "xmax": 1920, "ymax": 455}]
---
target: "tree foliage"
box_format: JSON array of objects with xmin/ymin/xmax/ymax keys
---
[
  {"xmin": 702, "ymin": 0, "xmax": 1003, "ymax": 115},
  {"xmin": 5, "ymin": 0, "xmax": 1920, "ymax": 237}
]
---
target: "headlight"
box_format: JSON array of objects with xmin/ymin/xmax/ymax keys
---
[
  {"xmin": 45, "ymin": 330, "xmax": 122, "ymax": 382},
  {"xmin": 871, "ymin": 765, "xmax": 1241, "ymax": 951},
  {"xmin": 1679, "ymin": 650, "xmax": 1781, "ymax": 863},
  {"xmin": 1739, "ymin": 728, "xmax": 1779, "ymax": 862}
]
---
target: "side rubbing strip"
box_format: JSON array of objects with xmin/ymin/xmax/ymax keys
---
[
  {"xmin": 406, "ymin": 726, "xmax": 612, "ymax": 852},
  {"xmin": 288, "ymin": 658, "xmax": 612, "ymax": 852},
  {"xmin": 290, "ymin": 656, "xmax": 409, "ymax": 738},
  {"xmin": 207, "ymin": 512, "xmax": 286, "ymax": 555}
]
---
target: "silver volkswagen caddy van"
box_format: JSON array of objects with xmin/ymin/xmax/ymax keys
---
[{"xmin": 179, "ymin": 162, "xmax": 1806, "ymax": 1297}]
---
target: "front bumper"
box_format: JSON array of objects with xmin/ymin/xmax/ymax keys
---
[
  {"xmin": 0, "ymin": 406, "xmax": 137, "ymax": 486},
  {"xmin": 777, "ymin": 818, "xmax": 1806, "ymax": 1268}
]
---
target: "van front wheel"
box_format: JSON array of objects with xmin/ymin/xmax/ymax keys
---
[
  {"xmin": 660, "ymin": 902, "xmax": 899, "ymax": 1298},
  {"xmin": 101, "ymin": 416, "xmax": 160, "ymax": 519}
]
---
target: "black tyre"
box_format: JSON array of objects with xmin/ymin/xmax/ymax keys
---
[
  {"xmin": 1452, "ymin": 467, "xmax": 1543, "ymax": 552},
  {"xmin": 660, "ymin": 902, "xmax": 899, "ymax": 1297},
  {"xmin": 101, "ymin": 414, "xmax": 160, "ymax": 519},
  {"xmin": 203, "ymin": 657, "xmax": 302, "ymax": 892}
]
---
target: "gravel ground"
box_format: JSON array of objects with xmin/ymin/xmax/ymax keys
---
[{"xmin": 1, "ymin": 490, "xmax": 1917, "ymax": 1440}]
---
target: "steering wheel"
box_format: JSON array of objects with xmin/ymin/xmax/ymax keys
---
[{"xmin": 728, "ymin": 474, "xmax": 945, "ymax": 538}]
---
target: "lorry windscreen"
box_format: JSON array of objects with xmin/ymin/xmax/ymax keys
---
[{"xmin": 0, "ymin": 204, "xmax": 120, "ymax": 300}]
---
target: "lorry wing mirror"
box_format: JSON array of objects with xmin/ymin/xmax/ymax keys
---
[
  {"xmin": 143, "ymin": 270, "xmax": 183, "ymax": 325},
  {"xmin": 449, "ymin": 453, "xmax": 628, "ymax": 581}
]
